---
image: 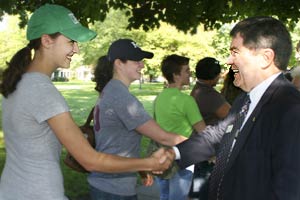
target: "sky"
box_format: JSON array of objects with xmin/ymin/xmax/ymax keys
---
[{"xmin": 0, "ymin": 15, "xmax": 8, "ymax": 31}]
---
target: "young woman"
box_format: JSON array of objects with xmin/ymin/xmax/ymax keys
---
[
  {"xmin": 0, "ymin": 4, "xmax": 172, "ymax": 200},
  {"xmin": 88, "ymin": 39, "xmax": 187, "ymax": 200}
]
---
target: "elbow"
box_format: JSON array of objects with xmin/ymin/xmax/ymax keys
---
[
  {"xmin": 157, "ymin": 138, "xmax": 173, "ymax": 146},
  {"xmin": 82, "ymin": 163, "xmax": 95, "ymax": 172},
  {"xmin": 76, "ymin": 159, "xmax": 95, "ymax": 172},
  {"xmin": 75, "ymin": 152, "xmax": 101, "ymax": 172}
]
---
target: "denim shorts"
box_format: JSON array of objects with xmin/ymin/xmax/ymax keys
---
[
  {"xmin": 89, "ymin": 185, "xmax": 138, "ymax": 200},
  {"xmin": 156, "ymin": 168, "xmax": 194, "ymax": 200}
]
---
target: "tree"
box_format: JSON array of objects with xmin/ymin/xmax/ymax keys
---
[
  {"xmin": 0, "ymin": 15, "xmax": 26, "ymax": 69},
  {"xmin": 1, "ymin": 0, "xmax": 300, "ymax": 34},
  {"xmin": 0, "ymin": 10, "xmax": 216, "ymax": 78},
  {"xmin": 79, "ymin": 9, "xmax": 217, "ymax": 80},
  {"xmin": 211, "ymin": 24, "xmax": 233, "ymax": 66}
]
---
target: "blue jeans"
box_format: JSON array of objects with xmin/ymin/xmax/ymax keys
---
[
  {"xmin": 189, "ymin": 161, "xmax": 214, "ymax": 199},
  {"xmin": 90, "ymin": 185, "xmax": 137, "ymax": 200},
  {"xmin": 156, "ymin": 169, "xmax": 193, "ymax": 200}
]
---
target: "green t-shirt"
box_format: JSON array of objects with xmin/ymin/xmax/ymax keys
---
[
  {"xmin": 154, "ymin": 87, "xmax": 203, "ymax": 137},
  {"xmin": 149, "ymin": 87, "xmax": 203, "ymax": 179}
]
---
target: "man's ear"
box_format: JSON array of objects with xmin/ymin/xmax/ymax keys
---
[
  {"xmin": 260, "ymin": 48, "xmax": 275, "ymax": 69},
  {"xmin": 172, "ymin": 72, "xmax": 180, "ymax": 82}
]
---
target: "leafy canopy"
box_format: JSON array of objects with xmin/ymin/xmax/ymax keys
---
[{"xmin": 1, "ymin": 0, "xmax": 300, "ymax": 33}]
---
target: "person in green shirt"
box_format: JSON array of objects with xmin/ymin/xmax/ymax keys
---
[{"xmin": 154, "ymin": 54, "xmax": 206, "ymax": 200}]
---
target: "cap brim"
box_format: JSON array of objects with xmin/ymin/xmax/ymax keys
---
[
  {"xmin": 143, "ymin": 51, "xmax": 154, "ymax": 59},
  {"xmin": 61, "ymin": 26, "xmax": 97, "ymax": 42},
  {"xmin": 133, "ymin": 51, "xmax": 154, "ymax": 61}
]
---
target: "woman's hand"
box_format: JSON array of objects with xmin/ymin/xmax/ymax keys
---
[
  {"xmin": 148, "ymin": 148, "xmax": 174, "ymax": 174},
  {"xmin": 139, "ymin": 171, "xmax": 154, "ymax": 186}
]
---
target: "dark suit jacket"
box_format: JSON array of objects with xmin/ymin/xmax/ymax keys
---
[{"xmin": 177, "ymin": 74, "xmax": 300, "ymax": 200}]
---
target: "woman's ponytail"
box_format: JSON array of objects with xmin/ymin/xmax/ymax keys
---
[
  {"xmin": 0, "ymin": 40, "xmax": 39, "ymax": 98},
  {"xmin": 93, "ymin": 55, "xmax": 113, "ymax": 93}
]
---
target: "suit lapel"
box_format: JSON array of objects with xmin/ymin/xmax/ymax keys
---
[{"xmin": 224, "ymin": 74, "xmax": 285, "ymax": 173}]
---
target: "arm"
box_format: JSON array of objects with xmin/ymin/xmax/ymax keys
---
[
  {"xmin": 136, "ymin": 119, "xmax": 187, "ymax": 146},
  {"xmin": 192, "ymin": 120, "xmax": 206, "ymax": 133},
  {"xmin": 272, "ymin": 107, "xmax": 300, "ymax": 199},
  {"xmin": 48, "ymin": 112, "xmax": 173, "ymax": 173},
  {"xmin": 176, "ymin": 112, "xmax": 235, "ymax": 168},
  {"xmin": 215, "ymin": 102, "xmax": 231, "ymax": 119},
  {"xmin": 175, "ymin": 94, "xmax": 242, "ymax": 168}
]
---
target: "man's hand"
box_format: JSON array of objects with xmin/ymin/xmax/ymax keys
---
[
  {"xmin": 147, "ymin": 147, "xmax": 174, "ymax": 174},
  {"xmin": 149, "ymin": 147, "xmax": 175, "ymax": 174},
  {"xmin": 167, "ymin": 148, "xmax": 176, "ymax": 161}
]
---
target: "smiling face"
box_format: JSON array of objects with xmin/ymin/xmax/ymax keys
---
[
  {"xmin": 114, "ymin": 59, "xmax": 144, "ymax": 86},
  {"xmin": 51, "ymin": 34, "xmax": 79, "ymax": 69},
  {"xmin": 226, "ymin": 33, "xmax": 265, "ymax": 92},
  {"xmin": 125, "ymin": 60, "xmax": 144, "ymax": 81}
]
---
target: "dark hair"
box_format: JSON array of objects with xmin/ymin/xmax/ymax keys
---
[
  {"xmin": 93, "ymin": 55, "xmax": 113, "ymax": 93},
  {"xmin": 283, "ymin": 70, "xmax": 293, "ymax": 82},
  {"xmin": 230, "ymin": 16, "xmax": 292, "ymax": 70},
  {"xmin": 195, "ymin": 57, "xmax": 221, "ymax": 80},
  {"xmin": 221, "ymin": 68, "xmax": 243, "ymax": 105},
  {"xmin": 0, "ymin": 33, "xmax": 61, "ymax": 98},
  {"xmin": 161, "ymin": 54, "xmax": 189, "ymax": 83},
  {"xmin": 296, "ymin": 41, "xmax": 300, "ymax": 52}
]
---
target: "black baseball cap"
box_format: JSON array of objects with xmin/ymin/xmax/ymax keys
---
[
  {"xmin": 107, "ymin": 39, "xmax": 154, "ymax": 62},
  {"xmin": 196, "ymin": 57, "xmax": 221, "ymax": 80}
]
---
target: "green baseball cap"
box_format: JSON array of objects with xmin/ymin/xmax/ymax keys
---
[{"xmin": 26, "ymin": 4, "xmax": 97, "ymax": 42}]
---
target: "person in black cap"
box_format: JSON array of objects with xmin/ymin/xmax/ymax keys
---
[
  {"xmin": 191, "ymin": 57, "xmax": 231, "ymax": 125},
  {"xmin": 0, "ymin": 5, "xmax": 173, "ymax": 200},
  {"xmin": 189, "ymin": 57, "xmax": 231, "ymax": 200},
  {"xmin": 88, "ymin": 39, "xmax": 188, "ymax": 200}
]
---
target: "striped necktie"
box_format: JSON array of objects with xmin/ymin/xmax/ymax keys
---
[{"xmin": 209, "ymin": 95, "xmax": 251, "ymax": 200}]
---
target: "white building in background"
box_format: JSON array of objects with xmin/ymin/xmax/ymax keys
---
[
  {"xmin": 51, "ymin": 66, "xmax": 93, "ymax": 81},
  {"xmin": 75, "ymin": 66, "xmax": 94, "ymax": 81}
]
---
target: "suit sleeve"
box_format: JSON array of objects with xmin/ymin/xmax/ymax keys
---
[
  {"xmin": 176, "ymin": 113, "xmax": 236, "ymax": 168},
  {"xmin": 272, "ymin": 105, "xmax": 300, "ymax": 199}
]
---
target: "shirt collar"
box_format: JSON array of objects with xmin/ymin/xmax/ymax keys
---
[{"xmin": 248, "ymin": 72, "xmax": 281, "ymax": 110}]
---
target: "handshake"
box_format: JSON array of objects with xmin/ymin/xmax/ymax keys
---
[{"xmin": 148, "ymin": 147, "xmax": 176, "ymax": 173}]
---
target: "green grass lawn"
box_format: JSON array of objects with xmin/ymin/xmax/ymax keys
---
[{"xmin": 0, "ymin": 80, "xmax": 182, "ymax": 198}]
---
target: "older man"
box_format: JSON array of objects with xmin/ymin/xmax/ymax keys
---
[{"xmin": 173, "ymin": 16, "xmax": 300, "ymax": 200}]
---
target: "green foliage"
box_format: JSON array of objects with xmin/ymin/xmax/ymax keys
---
[
  {"xmin": 290, "ymin": 22, "xmax": 300, "ymax": 68},
  {"xmin": 0, "ymin": 15, "xmax": 27, "ymax": 69},
  {"xmin": 212, "ymin": 24, "xmax": 233, "ymax": 67},
  {"xmin": 2, "ymin": 7, "xmax": 300, "ymax": 77},
  {"xmin": 2, "ymin": 0, "xmax": 300, "ymax": 34},
  {"xmin": 78, "ymin": 9, "xmax": 217, "ymax": 80},
  {"xmin": 143, "ymin": 23, "xmax": 217, "ymax": 78},
  {"xmin": 80, "ymin": 9, "xmax": 144, "ymax": 65}
]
